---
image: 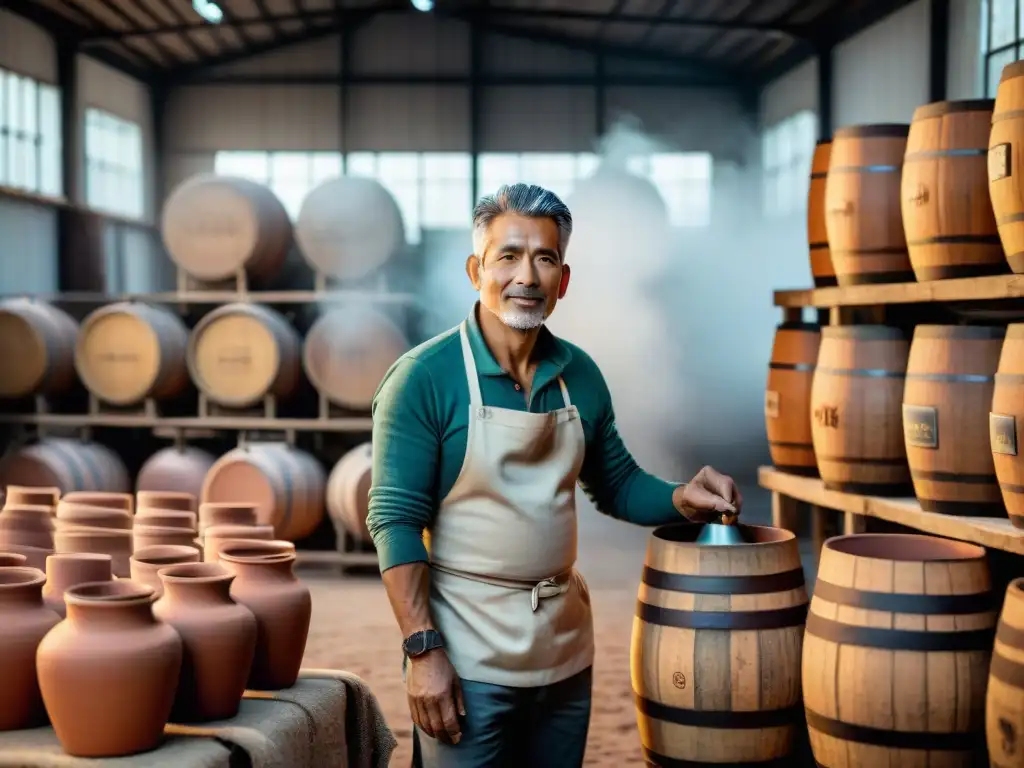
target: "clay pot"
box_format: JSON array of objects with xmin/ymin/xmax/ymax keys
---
[
  {"xmin": 154, "ymin": 562, "xmax": 257, "ymax": 722},
  {"xmin": 203, "ymin": 524, "xmax": 274, "ymax": 563},
  {"xmin": 55, "ymin": 503, "xmax": 133, "ymax": 531},
  {"xmin": 0, "ymin": 552, "xmax": 28, "ymax": 567},
  {"xmin": 133, "ymin": 524, "xmax": 199, "ymax": 552},
  {"xmin": 3, "ymin": 544, "xmax": 52, "ymax": 570},
  {"xmin": 218, "ymin": 540, "xmax": 310, "ymax": 690},
  {"xmin": 130, "ymin": 545, "xmax": 202, "ymax": 598},
  {"xmin": 37, "ymin": 580, "xmax": 183, "ymax": 757},
  {"xmin": 0, "ymin": 567, "xmax": 61, "ymax": 730},
  {"xmin": 198, "ymin": 502, "xmax": 258, "ymax": 535},
  {"xmin": 43, "ymin": 553, "xmax": 113, "ymax": 618},
  {"xmin": 0, "ymin": 505, "xmax": 54, "ymax": 549},
  {"xmin": 135, "ymin": 510, "xmax": 197, "ymax": 531},
  {"xmin": 5, "ymin": 486, "xmax": 60, "ymax": 509},
  {"xmin": 137, "ymin": 491, "xmax": 196, "ymax": 512},
  {"xmin": 53, "ymin": 527, "xmax": 132, "ymax": 577},
  {"xmin": 61, "ymin": 492, "xmax": 133, "ymax": 514}
]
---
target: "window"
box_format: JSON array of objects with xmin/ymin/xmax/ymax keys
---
[
  {"xmin": 762, "ymin": 111, "xmax": 818, "ymax": 218},
  {"xmin": 476, "ymin": 152, "xmax": 711, "ymax": 228},
  {"xmin": 85, "ymin": 108, "xmax": 144, "ymax": 219},
  {"xmin": 984, "ymin": 0, "xmax": 1024, "ymax": 95},
  {"xmin": 213, "ymin": 150, "xmax": 342, "ymax": 220},
  {"xmin": 0, "ymin": 67, "xmax": 61, "ymax": 197}
]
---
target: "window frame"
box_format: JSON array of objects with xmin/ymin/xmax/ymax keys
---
[
  {"xmin": 761, "ymin": 110, "xmax": 818, "ymax": 219},
  {"xmin": 0, "ymin": 66, "xmax": 62, "ymax": 198},
  {"xmin": 84, "ymin": 106, "xmax": 146, "ymax": 220}
]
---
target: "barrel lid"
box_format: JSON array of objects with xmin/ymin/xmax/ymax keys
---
[
  {"xmin": 1001, "ymin": 59, "xmax": 1024, "ymax": 84},
  {"xmin": 821, "ymin": 325, "xmax": 906, "ymax": 340},
  {"xmin": 833, "ymin": 123, "xmax": 911, "ymax": 139},
  {"xmin": 912, "ymin": 99, "xmax": 995, "ymax": 120}
]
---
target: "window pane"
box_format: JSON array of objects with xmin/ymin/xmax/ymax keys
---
[
  {"xmin": 422, "ymin": 152, "xmax": 471, "ymax": 179},
  {"xmin": 988, "ymin": 47, "xmax": 1018, "ymax": 96},
  {"xmin": 270, "ymin": 152, "xmax": 310, "ymax": 183},
  {"xmin": 992, "ymin": 0, "xmax": 1017, "ymax": 50},
  {"xmin": 310, "ymin": 152, "xmax": 342, "ymax": 185},
  {"xmin": 215, "ymin": 151, "xmax": 269, "ymax": 181},
  {"xmin": 377, "ymin": 152, "xmax": 419, "ymax": 181},
  {"xmin": 345, "ymin": 152, "xmax": 376, "ymax": 177},
  {"xmin": 84, "ymin": 107, "xmax": 145, "ymax": 218}
]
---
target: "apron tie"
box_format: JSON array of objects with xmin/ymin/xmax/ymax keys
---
[{"xmin": 531, "ymin": 578, "xmax": 569, "ymax": 612}]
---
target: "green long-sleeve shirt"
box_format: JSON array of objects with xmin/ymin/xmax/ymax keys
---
[{"xmin": 366, "ymin": 303, "xmax": 684, "ymax": 572}]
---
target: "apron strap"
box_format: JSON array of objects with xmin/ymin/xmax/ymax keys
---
[
  {"xmin": 459, "ymin": 321, "xmax": 484, "ymax": 407},
  {"xmin": 557, "ymin": 376, "xmax": 572, "ymax": 408}
]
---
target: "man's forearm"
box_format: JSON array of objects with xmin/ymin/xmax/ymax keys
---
[{"xmin": 381, "ymin": 562, "xmax": 435, "ymax": 637}]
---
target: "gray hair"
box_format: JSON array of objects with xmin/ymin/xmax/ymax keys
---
[{"xmin": 472, "ymin": 183, "xmax": 573, "ymax": 260}]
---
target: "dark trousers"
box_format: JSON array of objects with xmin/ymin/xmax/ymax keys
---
[{"xmin": 412, "ymin": 666, "xmax": 592, "ymax": 768}]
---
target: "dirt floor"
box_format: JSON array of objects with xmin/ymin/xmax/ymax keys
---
[{"xmin": 299, "ymin": 489, "xmax": 782, "ymax": 767}]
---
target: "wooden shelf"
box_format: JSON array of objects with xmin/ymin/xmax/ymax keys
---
[
  {"xmin": 773, "ymin": 274, "xmax": 1024, "ymax": 309},
  {"xmin": 758, "ymin": 465, "xmax": 1024, "ymax": 556},
  {"xmin": 0, "ymin": 412, "xmax": 372, "ymax": 433},
  {"xmin": 0, "ymin": 289, "xmax": 417, "ymax": 306}
]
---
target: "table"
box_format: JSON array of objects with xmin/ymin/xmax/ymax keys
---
[{"xmin": 0, "ymin": 669, "xmax": 397, "ymax": 768}]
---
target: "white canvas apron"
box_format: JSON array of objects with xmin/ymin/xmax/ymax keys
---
[{"xmin": 426, "ymin": 320, "xmax": 594, "ymax": 688}]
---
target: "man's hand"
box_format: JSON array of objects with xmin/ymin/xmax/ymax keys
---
[
  {"xmin": 406, "ymin": 648, "xmax": 466, "ymax": 745},
  {"xmin": 673, "ymin": 466, "xmax": 743, "ymax": 523}
]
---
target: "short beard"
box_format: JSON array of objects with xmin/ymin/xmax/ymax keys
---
[{"xmin": 500, "ymin": 306, "xmax": 546, "ymax": 330}]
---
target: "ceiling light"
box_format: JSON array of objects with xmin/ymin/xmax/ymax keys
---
[
  {"xmin": 410, "ymin": 0, "xmax": 434, "ymax": 11},
  {"xmin": 193, "ymin": 0, "xmax": 224, "ymax": 23}
]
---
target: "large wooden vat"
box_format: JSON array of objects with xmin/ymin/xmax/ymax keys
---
[
  {"xmin": 811, "ymin": 325, "xmax": 911, "ymax": 494},
  {"xmin": 201, "ymin": 442, "xmax": 325, "ymax": 541},
  {"xmin": 631, "ymin": 523, "xmax": 808, "ymax": 765},
  {"xmin": 295, "ymin": 176, "xmax": 405, "ymax": 282},
  {"xmin": 804, "ymin": 533, "xmax": 994, "ymax": 767},
  {"xmin": 75, "ymin": 302, "xmax": 189, "ymax": 406},
  {"xmin": 304, "ymin": 305, "xmax": 410, "ymax": 412},
  {"xmin": 0, "ymin": 439, "xmax": 130, "ymax": 494},
  {"xmin": 902, "ymin": 99, "xmax": 1003, "ymax": 281},
  {"xmin": 808, "ymin": 140, "xmax": 835, "ymax": 287},
  {"xmin": 765, "ymin": 322, "xmax": 820, "ymax": 476},
  {"xmin": 187, "ymin": 303, "xmax": 301, "ymax": 409},
  {"xmin": 903, "ymin": 324, "xmax": 1004, "ymax": 515},
  {"xmin": 326, "ymin": 443, "xmax": 373, "ymax": 542},
  {"xmin": 135, "ymin": 446, "xmax": 216, "ymax": 501},
  {"xmin": 988, "ymin": 578, "xmax": 1024, "ymax": 767},
  {"xmin": 990, "ymin": 60, "xmax": 1024, "ymax": 273},
  {"xmin": 0, "ymin": 298, "xmax": 78, "ymax": 398},
  {"xmin": 160, "ymin": 174, "xmax": 291, "ymax": 283},
  {"xmin": 825, "ymin": 124, "xmax": 914, "ymax": 285}
]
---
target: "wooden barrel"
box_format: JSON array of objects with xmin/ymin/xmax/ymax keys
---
[
  {"xmin": 825, "ymin": 124, "xmax": 914, "ymax": 285},
  {"xmin": 804, "ymin": 533, "xmax": 994, "ymax": 766},
  {"xmin": 295, "ymin": 176, "xmax": 405, "ymax": 282},
  {"xmin": 903, "ymin": 324, "xmax": 1004, "ymax": 514},
  {"xmin": 902, "ymin": 99, "xmax": 1004, "ymax": 281},
  {"xmin": 765, "ymin": 322, "xmax": 820, "ymax": 476},
  {"xmin": 160, "ymin": 174, "xmax": 291, "ymax": 284},
  {"xmin": 811, "ymin": 325, "xmax": 911, "ymax": 494},
  {"xmin": 0, "ymin": 439, "xmax": 130, "ymax": 494},
  {"xmin": 990, "ymin": 60, "xmax": 1024, "ymax": 273},
  {"xmin": 808, "ymin": 140, "xmax": 835, "ymax": 287},
  {"xmin": 991, "ymin": 324, "xmax": 1024, "ymax": 529},
  {"xmin": 0, "ymin": 298, "xmax": 78, "ymax": 398},
  {"xmin": 304, "ymin": 306, "xmax": 410, "ymax": 411},
  {"xmin": 326, "ymin": 443, "xmax": 372, "ymax": 542},
  {"xmin": 135, "ymin": 446, "xmax": 216, "ymax": 501},
  {"xmin": 187, "ymin": 303, "xmax": 301, "ymax": 409},
  {"xmin": 987, "ymin": 578, "xmax": 1024, "ymax": 766},
  {"xmin": 631, "ymin": 523, "xmax": 808, "ymax": 765},
  {"xmin": 201, "ymin": 442, "xmax": 325, "ymax": 541},
  {"xmin": 75, "ymin": 302, "xmax": 189, "ymax": 406}
]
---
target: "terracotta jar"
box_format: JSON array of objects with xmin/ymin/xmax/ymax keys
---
[
  {"xmin": 154, "ymin": 562, "xmax": 257, "ymax": 722},
  {"xmin": 218, "ymin": 540, "xmax": 310, "ymax": 690},
  {"xmin": 0, "ymin": 552, "xmax": 28, "ymax": 567},
  {"xmin": 53, "ymin": 527, "xmax": 132, "ymax": 577},
  {"xmin": 37, "ymin": 580, "xmax": 182, "ymax": 757},
  {"xmin": 198, "ymin": 502, "xmax": 257, "ymax": 535},
  {"xmin": 60, "ymin": 492, "xmax": 133, "ymax": 514},
  {"xmin": 203, "ymin": 524, "xmax": 274, "ymax": 563},
  {"xmin": 133, "ymin": 524, "xmax": 198, "ymax": 552},
  {"xmin": 137, "ymin": 491, "xmax": 196, "ymax": 513},
  {"xmin": 43, "ymin": 553, "xmax": 113, "ymax": 618},
  {"xmin": 55, "ymin": 503, "xmax": 132, "ymax": 531},
  {"xmin": 0, "ymin": 567, "xmax": 61, "ymax": 730},
  {"xmin": 130, "ymin": 545, "xmax": 202, "ymax": 598},
  {"xmin": 5, "ymin": 486, "xmax": 60, "ymax": 509},
  {"xmin": 134, "ymin": 510, "xmax": 197, "ymax": 530},
  {"xmin": 2, "ymin": 544, "xmax": 52, "ymax": 570},
  {"xmin": 0, "ymin": 505, "xmax": 55, "ymax": 550}
]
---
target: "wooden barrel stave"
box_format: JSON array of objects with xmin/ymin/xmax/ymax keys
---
[
  {"xmin": 0, "ymin": 299, "xmax": 78, "ymax": 399},
  {"xmin": 765, "ymin": 322, "xmax": 820, "ymax": 476},
  {"xmin": 990, "ymin": 61, "xmax": 1024, "ymax": 274},
  {"xmin": 201, "ymin": 442, "xmax": 326, "ymax": 541},
  {"xmin": 903, "ymin": 324, "xmax": 1004, "ymax": 515},
  {"xmin": 825, "ymin": 124, "xmax": 914, "ymax": 286},
  {"xmin": 188, "ymin": 303, "xmax": 301, "ymax": 409},
  {"xmin": 76, "ymin": 302, "xmax": 190, "ymax": 406},
  {"xmin": 987, "ymin": 578, "xmax": 1024, "ymax": 766},
  {"xmin": 805, "ymin": 533, "xmax": 994, "ymax": 767},
  {"xmin": 0, "ymin": 439, "xmax": 130, "ymax": 495},
  {"xmin": 160, "ymin": 174, "xmax": 291, "ymax": 284},
  {"xmin": 631, "ymin": 523, "xmax": 808, "ymax": 764},
  {"xmin": 325, "ymin": 442, "xmax": 373, "ymax": 542},
  {"xmin": 993, "ymin": 324, "xmax": 1024, "ymax": 529},
  {"xmin": 811, "ymin": 325, "xmax": 911, "ymax": 494},
  {"xmin": 135, "ymin": 446, "xmax": 217, "ymax": 501},
  {"xmin": 808, "ymin": 140, "xmax": 836, "ymax": 287},
  {"xmin": 902, "ymin": 99, "xmax": 1004, "ymax": 281}
]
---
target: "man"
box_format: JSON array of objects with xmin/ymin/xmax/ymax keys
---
[{"xmin": 367, "ymin": 182, "xmax": 742, "ymax": 768}]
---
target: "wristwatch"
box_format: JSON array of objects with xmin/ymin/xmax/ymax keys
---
[{"xmin": 402, "ymin": 629, "xmax": 445, "ymax": 658}]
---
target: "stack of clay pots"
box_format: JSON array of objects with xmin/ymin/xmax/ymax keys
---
[
  {"xmin": 0, "ymin": 485, "xmax": 60, "ymax": 569},
  {"xmin": 0, "ymin": 485, "xmax": 312, "ymax": 759}
]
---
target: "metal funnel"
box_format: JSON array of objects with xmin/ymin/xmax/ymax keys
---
[{"xmin": 695, "ymin": 512, "xmax": 749, "ymax": 546}]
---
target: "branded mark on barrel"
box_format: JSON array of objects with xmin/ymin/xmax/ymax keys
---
[
  {"xmin": 671, "ymin": 672, "xmax": 686, "ymax": 690},
  {"xmin": 185, "ymin": 217, "xmax": 240, "ymax": 238},
  {"xmin": 903, "ymin": 404, "xmax": 938, "ymax": 449},
  {"xmin": 1001, "ymin": 717, "xmax": 1017, "ymax": 755},
  {"xmin": 907, "ymin": 184, "xmax": 929, "ymax": 206},
  {"xmin": 814, "ymin": 405, "xmax": 839, "ymax": 429},
  {"xmin": 96, "ymin": 352, "xmax": 140, "ymax": 363},
  {"xmin": 827, "ymin": 201, "xmax": 854, "ymax": 217},
  {"xmin": 990, "ymin": 143, "xmax": 1011, "ymax": 182},
  {"xmin": 217, "ymin": 347, "xmax": 253, "ymax": 366},
  {"xmin": 764, "ymin": 391, "xmax": 780, "ymax": 419},
  {"xmin": 991, "ymin": 413, "xmax": 1018, "ymax": 456}
]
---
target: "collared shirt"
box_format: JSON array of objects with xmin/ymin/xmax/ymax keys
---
[{"xmin": 366, "ymin": 302, "xmax": 681, "ymax": 572}]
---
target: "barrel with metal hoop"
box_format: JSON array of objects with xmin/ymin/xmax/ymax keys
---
[
  {"xmin": 987, "ymin": 578, "xmax": 1024, "ymax": 767},
  {"xmin": 631, "ymin": 522, "xmax": 808, "ymax": 765},
  {"xmin": 765, "ymin": 321, "xmax": 820, "ymax": 477}
]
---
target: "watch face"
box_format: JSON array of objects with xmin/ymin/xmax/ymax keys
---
[{"xmin": 406, "ymin": 633, "xmax": 425, "ymax": 656}]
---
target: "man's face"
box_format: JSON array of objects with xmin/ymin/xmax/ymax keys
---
[{"xmin": 469, "ymin": 214, "xmax": 569, "ymax": 331}]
